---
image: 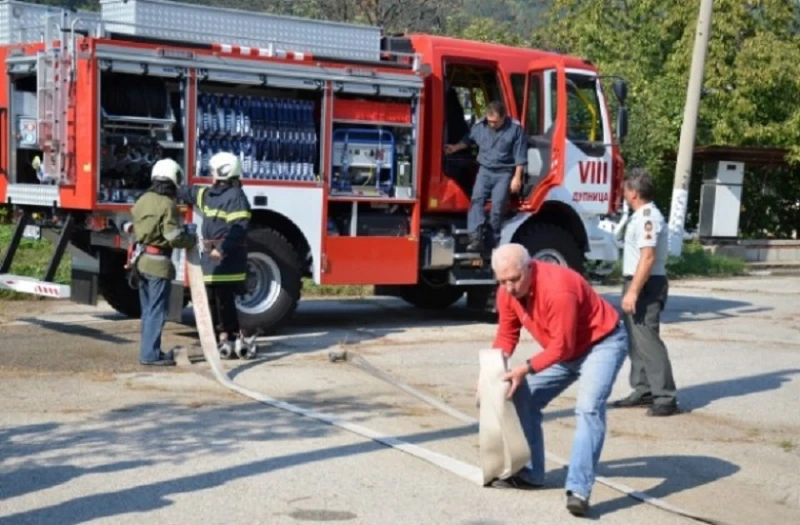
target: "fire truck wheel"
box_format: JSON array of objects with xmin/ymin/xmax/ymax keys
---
[
  {"xmin": 517, "ymin": 223, "xmax": 585, "ymax": 273},
  {"xmin": 236, "ymin": 227, "xmax": 302, "ymax": 335},
  {"xmin": 101, "ymin": 274, "xmax": 142, "ymax": 319},
  {"xmin": 399, "ymin": 271, "xmax": 464, "ymax": 310}
]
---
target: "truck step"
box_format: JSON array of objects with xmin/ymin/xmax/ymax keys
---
[
  {"xmin": 0, "ymin": 274, "xmax": 71, "ymax": 299},
  {"xmin": 449, "ymin": 266, "xmax": 495, "ymax": 287},
  {"xmin": 450, "ymin": 277, "xmax": 497, "ymax": 286},
  {"xmin": 453, "ymin": 252, "xmax": 483, "ymax": 260}
]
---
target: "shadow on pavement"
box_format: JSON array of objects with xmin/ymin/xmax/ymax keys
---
[
  {"xmin": 675, "ymin": 368, "xmax": 800, "ymax": 411},
  {"xmin": 13, "ymin": 317, "xmax": 135, "ymax": 344},
  {"xmin": 0, "ymin": 397, "xmax": 476, "ymax": 523},
  {"xmin": 588, "ymin": 454, "xmax": 740, "ymax": 519},
  {"xmin": 538, "ymin": 368, "xmax": 800, "ymax": 423},
  {"xmin": 0, "ymin": 461, "xmax": 151, "ymax": 501},
  {"xmin": 600, "ymin": 292, "xmax": 772, "ymax": 324}
]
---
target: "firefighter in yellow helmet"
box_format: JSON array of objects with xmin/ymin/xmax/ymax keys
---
[
  {"xmin": 126, "ymin": 158, "xmax": 197, "ymax": 366},
  {"xmin": 179, "ymin": 152, "xmax": 256, "ymax": 359}
]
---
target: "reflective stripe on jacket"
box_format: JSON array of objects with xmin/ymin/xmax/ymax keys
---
[{"xmin": 179, "ymin": 182, "xmax": 251, "ymax": 283}]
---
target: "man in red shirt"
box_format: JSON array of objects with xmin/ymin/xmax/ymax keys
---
[{"xmin": 487, "ymin": 243, "xmax": 628, "ymax": 518}]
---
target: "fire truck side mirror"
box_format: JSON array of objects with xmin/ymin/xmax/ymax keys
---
[
  {"xmin": 613, "ymin": 78, "xmax": 628, "ymax": 105},
  {"xmin": 616, "ymin": 106, "xmax": 629, "ymax": 145}
]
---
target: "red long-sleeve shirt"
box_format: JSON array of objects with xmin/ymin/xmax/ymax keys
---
[{"xmin": 492, "ymin": 261, "xmax": 620, "ymax": 372}]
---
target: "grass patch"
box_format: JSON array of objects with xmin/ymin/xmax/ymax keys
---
[
  {"xmin": 666, "ymin": 241, "xmax": 748, "ymax": 278},
  {"xmin": 602, "ymin": 241, "xmax": 747, "ymax": 283},
  {"xmin": 302, "ymin": 279, "xmax": 374, "ymax": 298},
  {"xmin": 0, "ymin": 224, "xmax": 71, "ymax": 300},
  {"xmin": 1, "ymin": 224, "xmax": 746, "ymax": 302}
]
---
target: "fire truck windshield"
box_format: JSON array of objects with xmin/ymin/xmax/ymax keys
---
[{"xmin": 558, "ymin": 72, "xmax": 607, "ymax": 144}]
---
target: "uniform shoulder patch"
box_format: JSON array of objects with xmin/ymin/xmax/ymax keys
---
[{"xmin": 643, "ymin": 219, "xmax": 654, "ymax": 240}]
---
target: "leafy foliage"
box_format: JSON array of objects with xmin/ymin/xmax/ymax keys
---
[{"xmin": 528, "ymin": 0, "xmax": 800, "ymax": 236}]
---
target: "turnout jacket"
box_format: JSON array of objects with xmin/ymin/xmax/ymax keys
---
[
  {"xmin": 179, "ymin": 182, "xmax": 251, "ymax": 283},
  {"xmin": 130, "ymin": 185, "xmax": 197, "ymax": 280}
]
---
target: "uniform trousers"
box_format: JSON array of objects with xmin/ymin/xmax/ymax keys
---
[{"xmin": 621, "ymin": 275, "xmax": 677, "ymax": 405}]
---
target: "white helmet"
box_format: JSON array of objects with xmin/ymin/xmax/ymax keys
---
[
  {"xmin": 151, "ymin": 158, "xmax": 182, "ymax": 186},
  {"xmin": 209, "ymin": 151, "xmax": 242, "ymax": 181}
]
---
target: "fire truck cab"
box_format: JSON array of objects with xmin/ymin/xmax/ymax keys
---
[{"xmin": 0, "ymin": 0, "xmax": 629, "ymax": 335}]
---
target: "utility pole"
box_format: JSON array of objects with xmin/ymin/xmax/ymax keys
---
[{"xmin": 667, "ymin": 0, "xmax": 714, "ymax": 257}]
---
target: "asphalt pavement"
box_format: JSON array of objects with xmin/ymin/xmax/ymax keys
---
[{"xmin": 1, "ymin": 276, "xmax": 798, "ymax": 524}]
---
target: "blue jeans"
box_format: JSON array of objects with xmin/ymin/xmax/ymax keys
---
[
  {"xmin": 467, "ymin": 167, "xmax": 513, "ymax": 245},
  {"xmin": 138, "ymin": 273, "xmax": 172, "ymax": 363},
  {"xmin": 512, "ymin": 322, "xmax": 628, "ymax": 499}
]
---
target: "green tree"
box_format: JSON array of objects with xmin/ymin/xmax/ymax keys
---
[{"xmin": 531, "ymin": 0, "xmax": 800, "ymax": 213}]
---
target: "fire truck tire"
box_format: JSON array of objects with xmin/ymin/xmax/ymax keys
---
[
  {"xmin": 236, "ymin": 227, "xmax": 302, "ymax": 335},
  {"xmin": 399, "ymin": 271, "xmax": 464, "ymax": 310},
  {"xmin": 101, "ymin": 275, "xmax": 142, "ymax": 319},
  {"xmin": 516, "ymin": 223, "xmax": 585, "ymax": 273}
]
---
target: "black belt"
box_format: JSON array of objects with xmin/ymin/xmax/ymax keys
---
[{"xmin": 623, "ymin": 274, "xmax": 666, "ymax": 281}]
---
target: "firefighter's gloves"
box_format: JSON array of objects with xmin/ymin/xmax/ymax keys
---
[
  {"xmin": 120, "ymin": 220, "xmax": 134, "ymax": 234},
  {"xmin": 183, "ymin": 224, "xmax": 199, "ymax": 248}
]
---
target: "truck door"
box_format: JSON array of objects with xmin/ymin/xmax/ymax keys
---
[
  {"xmin": 520, "ymin": 60, "xmax": 614, "ymax": 215},
  {"xmin": 519, "ymin": 59, "xmax": 564, "ymax": 210}
]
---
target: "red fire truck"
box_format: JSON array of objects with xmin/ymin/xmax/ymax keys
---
[{"xmin": 0, "ymin": 0, "xmax": 629, "ymax": 334}]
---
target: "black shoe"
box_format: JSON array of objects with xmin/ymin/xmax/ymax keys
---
[
  {"xmin": 489, "ymin": 474, "xmax": 544, "ymax": 490},
  {"xmin": 140, "ymin": 350, "xmax": 176, "ymax": 366},
  {"xmin": 610, "ymin": 392, "xmax": 654, "ymax": 408},
  {"xmin": 140, "ymin": 358, "xmax": 176, "ymax": 367},
  {"xmin": 566, "ymin": 491, "xmax": 589, "ymax": 517},
  {"xmin": 647, "ymin": 401, "xmax": 679, "ymax": 417}
]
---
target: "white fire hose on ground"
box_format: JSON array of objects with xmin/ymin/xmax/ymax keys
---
[
  {"xmin": 182, "ymin": 246, "xmax": 729, "ymax": 525},
  {"xmin": 183, "ymin": 245, "xmax": 483, "ymax": 485}
]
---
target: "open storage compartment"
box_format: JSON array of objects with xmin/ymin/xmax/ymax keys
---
[
  {"xmin": 329, "ymin": 93, "xmax": 416, "ymax": 200},
  {"xmin": 321, "ymin": 91, "xmax": 421, "ymax": 285},
  {"xmin": 6, "ymin": 71, "xmax": 41, "ymax": 185},
  {"xmin": 97, "ymin": 71, "xmax": 185, "ymax": 204},
  {"xmin": 194, "ymin": 81, "xmax": 322, "ymax": 183}
]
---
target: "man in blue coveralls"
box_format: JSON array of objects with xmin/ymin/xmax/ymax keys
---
[{"xmin": 445, "ymin": 100, "xmax": 528, "ymax": 252}]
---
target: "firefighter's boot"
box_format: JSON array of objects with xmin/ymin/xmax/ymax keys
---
[
  {"xmin": 218, "ymin": 340, "xmax": 236, "ymax": 360},
  {"xmin": 466, "ymin": 232, "xmax": 482, "ymax": 252},
  {"xmin": 235, "ymin": 335, "xmax": 258, "ymax": 360}
]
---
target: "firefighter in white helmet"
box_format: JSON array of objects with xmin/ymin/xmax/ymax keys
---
[
  {"xmin": 179, "ymin": 152, "xmax": 256, "ymax": 359},
  {"xmin": 127, "ymin": 158, "xmax": 197, "ymax": 366}
]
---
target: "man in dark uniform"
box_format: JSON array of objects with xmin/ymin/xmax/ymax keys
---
[
  {"xmin": 445, "ymin": 100, "xmax": 528, "ymax": 252},
  {"xmin": 127, "ymin": 158, "xmax": 197, "ymax": 367},
  {"xmin": 179, "ymin": 152, "xmax": 256, "ymax": 359}
]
